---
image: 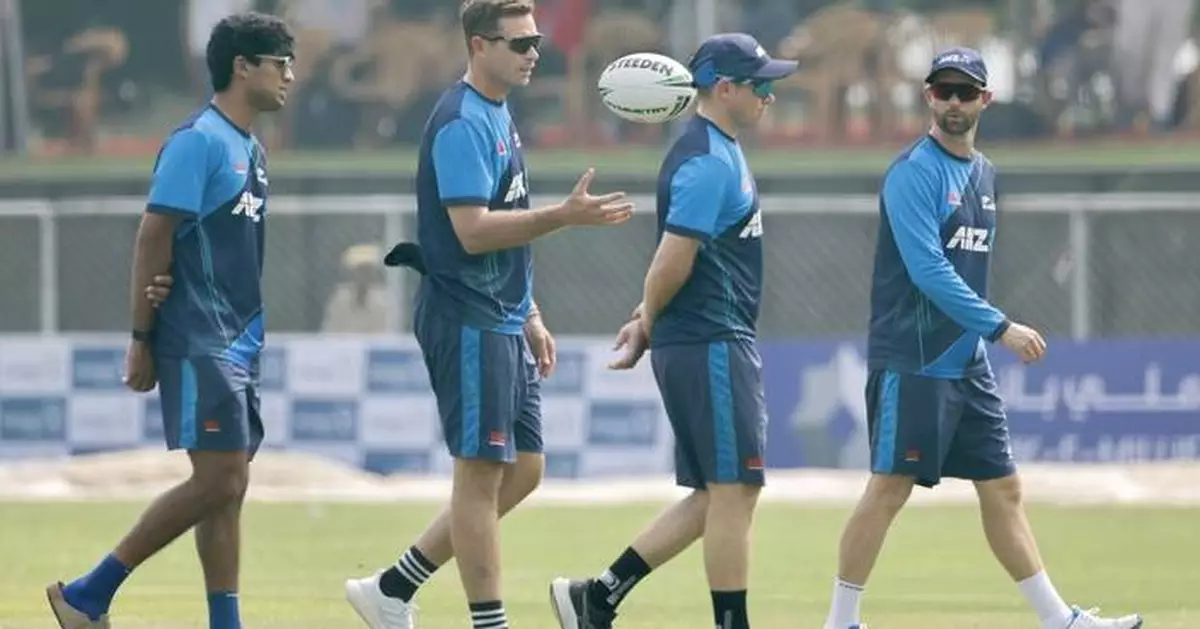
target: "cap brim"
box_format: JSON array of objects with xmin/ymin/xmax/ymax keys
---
[
  {"xmin": 752, "ymin": 58, "xmax": 798, "ymax": 81},
  {"xmin": 925, "ymin": 66, "xmax": 986, "ymax": 86}
]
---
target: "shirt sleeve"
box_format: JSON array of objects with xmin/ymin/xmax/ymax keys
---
[
  {"xmin": 146, "ymin": 128, "xmax": 210, "ymax": 216},
  {"xmin": 882, "ymin": 160, "xmax": 1009, "ymax": 341},
  {"xmin": 663, "ymin": 155, "xmax": 730, "ymax": 241},
  {"xmin": 432, "ymin": 118, "xmax": 493, "ymax": 207}
]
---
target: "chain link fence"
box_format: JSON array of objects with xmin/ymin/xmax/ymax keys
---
[{"xmin": 1, "ymin": 193, "xmax": 1199, "ymax": 340}]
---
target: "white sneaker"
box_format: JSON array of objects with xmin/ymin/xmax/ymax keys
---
[
  {"xmin": 1063, "ymin": 605, "xmax": 1143, "ymax": 629},
  {"xmin": 345, "ymin": 571, "xmax": 416, "ymax": 629}
]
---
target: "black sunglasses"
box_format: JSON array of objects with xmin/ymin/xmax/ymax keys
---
[
  {"xmin": 480, "ymin": 33, "xmax": 543, "ymax": 54},
  {"xmin": 738, "ymin": 78, "xmax": 775, "ymax": 99},
  {"xmin": 930, "ymin": 82, "xmax": 983, "ymax": 102},
  {"xmin": 253, "ymin": 54, "xmax": 294, "ymax": 72}
]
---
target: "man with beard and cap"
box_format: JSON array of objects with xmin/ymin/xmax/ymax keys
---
[{"xmin": 819, "ymin": 47, "xmax": 1145, "ymax": 629}]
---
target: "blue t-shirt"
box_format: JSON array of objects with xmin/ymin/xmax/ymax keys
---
[
  {"xmin": 415, "ymin": 81, "xmax": 532, "ymax": 335},
  {"xmin": 868, "ymin": 135, "xmax": 1007, "ymax": 379},
  {"xmin": 147, "ymin": 105, "xmax": 268, "ymax": 366},
  {"xmin": 651, "ymin": 116, "xmax": 763, "ymax": 348}
]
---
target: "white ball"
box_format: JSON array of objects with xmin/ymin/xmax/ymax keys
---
[{"xmin": 597, "ymin": 52, "xmax": 697, "ymax": 124}]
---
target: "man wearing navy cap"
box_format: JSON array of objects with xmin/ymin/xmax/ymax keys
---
[
  {"xmin": 819, "ymin": 47, "xmax": 1144, "ymax": 629},
  {"xmin": 548, "ymin": 33, "xmax": 795, "ymax": 629}
]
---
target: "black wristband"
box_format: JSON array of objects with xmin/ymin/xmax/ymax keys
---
[
  {"xmin": 132, "ymin": 329, "xmax": 155, "ymax": 343},
  {"xmin": 987, "ymin": 319, "xmax": 1011, "ymax": 343}
]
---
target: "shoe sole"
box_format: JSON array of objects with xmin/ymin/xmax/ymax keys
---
[
  {"xmin": 46, "ymin": 583, "xmax": 71, "ymax": 629},
  {"xmin": 45, "ymin": 582, "xmax": 107, "ymax": 629},
  {"xmin": 548, "ymin": 578, "xmax": 579, "ymax": 629},
  {"xmin": 345, "ymin": 580, "xmax": 385, "ymax": 629}
]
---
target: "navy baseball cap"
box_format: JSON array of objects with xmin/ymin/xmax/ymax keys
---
[
  {"xmin": 925, "ymin": 46, "xmax": 988, "ymax": 86},
  {"xmin": 687, "ymin": 33, "xmax": 798, "ymax": 88}
]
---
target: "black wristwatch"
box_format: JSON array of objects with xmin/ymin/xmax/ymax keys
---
[{"xmin": 132, "ymin": 329, "xmax": 155, "ymax": 344}]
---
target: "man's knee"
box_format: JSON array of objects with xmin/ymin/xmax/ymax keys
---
[
  {"xmin": 501, "ymin": 452, "xmax": 543, "ymax": 503},
  {"xmin": 188, "ymin": 450, "xmax": 250, "ymax": 508},
  {"xmin": 454, "ymin": 457, "xmax": 506, "ymax": 502},
  {"xmin": 706, "ymin": 482, "xmax": 761, "ymax": 513},
  {"xmin": 862, "ymin": 473, "xmax": 915, "ymax": 514},
  {"xmin": 974, "ymin": 472, "xmax": 1023, "ymax": 507},
  {"xmin": 684, "ymin": 488, "xmax": 710, "ymax": 511}
]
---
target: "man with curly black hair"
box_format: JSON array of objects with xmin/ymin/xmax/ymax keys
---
[{"xmin": 45, "ymin": 12, "xmax": 295, "ymax": 629}]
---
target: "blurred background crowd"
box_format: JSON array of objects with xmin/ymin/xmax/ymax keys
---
[{"xmin": 1, "ymin": 0, "xmax": 1197, "ymax": 157}]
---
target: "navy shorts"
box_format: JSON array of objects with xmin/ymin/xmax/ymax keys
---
[
  {"xmin": 652, "ymin": 339, "xmax": 767, "ymax": 489},
  {"xmin": 156, "ymin": 354, "xmax": 264, "ymax": 458},
  {"xmin": 415, "ymin": 312, "xmax": 543, "ymax": 464},
  {"xmin": 866, "ymin": 368, "xmax": 1016, "ymax": 488}
]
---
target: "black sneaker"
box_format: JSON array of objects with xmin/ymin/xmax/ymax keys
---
[{"xmin": 549, "ymin": 577, "xmax": 616, "ymax": 629}]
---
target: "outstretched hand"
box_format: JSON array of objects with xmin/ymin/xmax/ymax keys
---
[{"xmin": 558, "ymin": 168, "xmax": 635, "ymax": 226}]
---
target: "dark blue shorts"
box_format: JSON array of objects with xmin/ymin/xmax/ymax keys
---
[
  {"xmin": 156, "ymin": 354, "xmax": 263, "ymax": 458},
  {"xmin": 866, "ymin": 368, "xmax": 1016, "ymax": 488},
  {"xmin": 415, "ymin": 313, "xmax": 542, "ymax": 464},
  {"xmin": 651, "ymin": 340, "xmax": 767, "ymax": 489}
]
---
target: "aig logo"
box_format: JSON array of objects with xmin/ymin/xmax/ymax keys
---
[
  {"xmin": 231, "ymin": 191, "xmax": 264, "ymax": 222},
  {"xmin": 504, "ymin": 171, "xmax": 528, "ymax": 204},
  {"xmin": 947, "ymin": 226, "xmax": 991, "ymax": 252},
  {"xmin": 739, "ymin": 209, "xmax": 763, "ymax": 239},
  {"xmin": 504, "ymin": 170, "xmax": 528, "ymax": 202}
]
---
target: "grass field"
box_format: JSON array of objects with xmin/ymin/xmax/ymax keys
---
[
  {"xmin": 3, "ymin": 136, "xmax": 1200, "ymax": 180},
  {"xmin": 1, "ymin": 501, "xmax": 1193, "ymax": 628}
]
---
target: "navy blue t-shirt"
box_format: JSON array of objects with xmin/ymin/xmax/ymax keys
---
[
  {"xmin": 651, "ymin": 116, "xmax": 763, "ymax": 348},
  {"xmin": 147, "ymin": 105, "xmax": 268, "ymax": 366},
  {"xmin": 868, "ymin": 135, "xmax": 1007, "ymax": 379},
  {"xmin": 415, "ymin": 81, "xmax": 532, "ymax": 335}
]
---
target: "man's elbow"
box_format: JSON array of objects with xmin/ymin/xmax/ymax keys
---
[
  {"xmin": 649, "ymin": 259, "xmax": 693, "ymax": 292},
  {"xmin": 908, "ymin": 268, "xmax": 950, "ymax": 300},
  {"xmin": 669, "ymin": 259, "xmax": 695, "ymax": 286},
  {"xmin": 456, "ymin": 228, "xmax": 487, "ymax": 255},
  {"xmin": 448, "ymin": 215, "xmax": 489, "ymax": 255},
  {"xmin": 900, "ymin": 257, "xmax": 942, "ymax": 290},
  {"xmin": 135, "ymin": 212, "xmax": 178, "ymax": 250}
]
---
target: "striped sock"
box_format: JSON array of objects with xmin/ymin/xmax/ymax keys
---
[
  {"xmin": 711, "ymin": 590, "xmax": 749, "ymax": 629},
  {"xmin": 378, "ymin": 546, "xmax": 438, "ymax": 602},
  {"xmin": 469, "ymin": 600, "xmax": 508, "ymax": 629}
]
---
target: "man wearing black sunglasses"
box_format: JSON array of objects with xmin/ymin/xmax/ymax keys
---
[
  {"xmin": 343, "ymin": 2, "xmax": 634, "ymax": 629},
  {"xmin": 45, "ymin": 12, "xmax": 295, "ymax": 629},
  {"xmin": 820, "ymin": 47, "xmax": 1144, "ymax": 629}
]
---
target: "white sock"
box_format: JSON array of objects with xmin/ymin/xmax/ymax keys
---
[
  {"xmin": 1017, "ymin": 570, "xmax": 1073, "ymax": 629},
  {"xmin": 824, "ymin": 578, "xmax": 864, "ymax": 629}
]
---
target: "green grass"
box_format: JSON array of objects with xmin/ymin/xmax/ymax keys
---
[
  {"xmin": 2, "ymin": 137, "xmax": 1200, "ymax": 180},
  {"xmin": 0, "ymin": 501, "xmax": 1193, "ymax": 628}
]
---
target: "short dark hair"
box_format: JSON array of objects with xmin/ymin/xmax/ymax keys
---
[
  {"xmin": 206, "ymin": 12, "xmax": 295, "ymax": 92},
  {"xmin": 459, "ymin": 0, "xmax": 535, "ymax": 53}
]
